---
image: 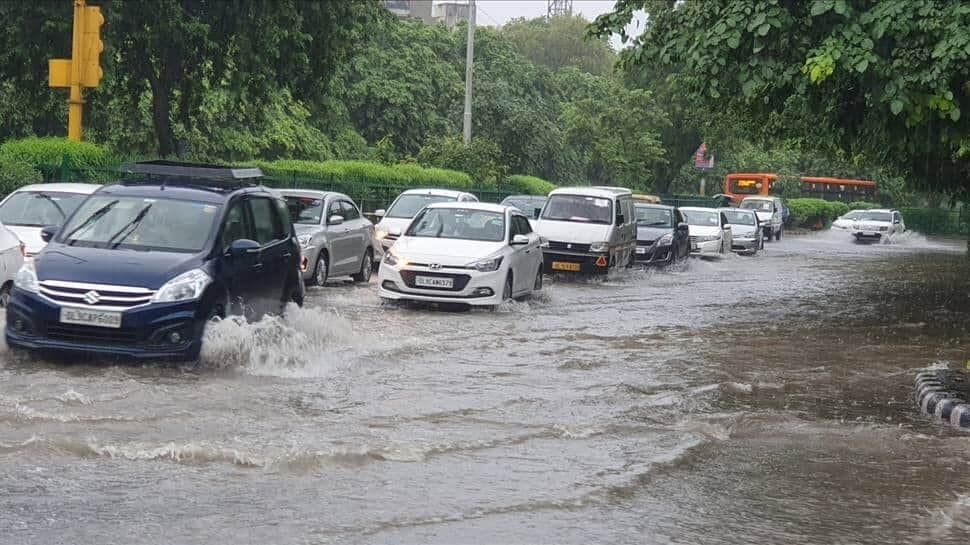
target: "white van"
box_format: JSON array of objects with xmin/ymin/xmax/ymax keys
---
[
  {"xmin": 535, "ymin": 186, "xmax": 636, "ymax": 275},
  {"xmin": 740, "ymin": 196, "xmax": 784, "ymax": 241}
]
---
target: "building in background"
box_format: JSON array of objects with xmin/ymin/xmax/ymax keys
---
[{"xmin": 384, "ymin": 0, "xmax": 470, "ymax": 29}]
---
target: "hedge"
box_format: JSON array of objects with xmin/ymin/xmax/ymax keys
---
[
  {"xmin": 250, "ymin": 159, "xmax": 473, "ymax": 189},
  {"xmin": 506, "ymin": 174, "xmax": 556, "ymax": 196},
  {"xmin": 901, "ymin": 207, "xmax": 970, "ymax": 236},
  {"xmin": 0, "ymin": 137, "xmax": 114, "ymax": 175},
  {"xmin": 787, "ymin": 198, "xmax": 849, "ymax": 229},
  {"xmin": 0, "ymin": 160, "xmax": 42, "ymax": 196},
  {"xmin": 846, "ymin": 201, "xmax": 881, "ymax": 210}
]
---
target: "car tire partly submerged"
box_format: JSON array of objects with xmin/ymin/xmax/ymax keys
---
[
  {"xmin": 313, "ymin": 252, "xmax": 328, "ymax": 287},
  {"xmin": 352, "ymin": 250, "xmax": 373, "ymax": 283}
]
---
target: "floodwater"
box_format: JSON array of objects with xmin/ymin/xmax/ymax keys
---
[{"xmin": 2, "ymin": 231, "xmax": 969, "ymax": 544}]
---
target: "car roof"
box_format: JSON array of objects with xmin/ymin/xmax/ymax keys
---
[
  {"xmin": 719, "ymin": 207, "xmax": 754, "ymax": 213},
  {"xmin": 502, "ymin": 195, "xmax": 546, "ymax": 200},
  {"xmin": 679, "ymin": 206, "xmax": 719, "ymax": 212},
  {"xmin": 549, "ymin": 186, "xmax": 630, "ymax": 198},
  {"xmin": 426, "ymin": 201, "xmax": 514, "ymax": 214},
  {"xmin": 96, "ymin": 182, "xmax": 273, "ymax": 204},
  {"xmin": 740, "ymin": 196, "xmax": 778, "ymax": 201},
  {"xmin": 12, "ymin": 183, "xmax": 101, "ymax": 195},
  {"xmin": 277, "ymin": 189, "xmax": 349, "ymax": 201},
  {"xmin": 634, "ymin": 202, "xmax": 674, "ymax": 210},
  {"xmin": 399, "ymin": 188, "xmax": 470, "ymax": 198},
  {"xmin": 867, "ymin": 208, "xmax": 894, "ymax": 213}
]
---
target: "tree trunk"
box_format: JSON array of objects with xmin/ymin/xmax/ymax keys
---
[{"xmin": 146, "ymin": 70, "xmax": 175, "ymax": 157}]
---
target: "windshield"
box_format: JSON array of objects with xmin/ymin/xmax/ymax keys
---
[
  {"xmin": 682, "ymin": 210, "xmax": 720, "ymax": 226},
  {"xmin": 859, "ymin": 211, "xmax": 892, "ymax": 222},
  {"xmin": 502, "ymin": 197, "xmax": 546, "ymax": 215},
  {"xmin": 721, "ymin": 209, "xmax": 757, "ymax": 225},
  {"xmin": 284, "ymin": 196, "xmax": 324, "ymax": 225},
  {"xmin": 740, "ymin": 200, "xmax": 774, "ymax": 212},
  {"xmin": 541, "ymin": 194, "xmax": 613, "ymax": 224},
  {"xmin": 635, "ymin": 205, "xmax": 673, "ymax": 227},
  {"xmin": 841, "ymin": 210, "xmax": 865, "ymax": 220},
  {"xmin": 406, "ymin": 207, "xmax": 505, "ymax": 242},
  {"xmin": 387, "ymin": 194, "xmax": 456, "ymax": 219},
  {"xmin": 0, "ymin": 191, "xmax": 91, "ymax": 227},
  {"xmin": 56, "ymin": 195, "xmax": 220, "ymax": 252}
]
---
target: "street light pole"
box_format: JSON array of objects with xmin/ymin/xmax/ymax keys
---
[{"xmin": 462, "ymin": 0, "xmax": 475, "ymax": 144}]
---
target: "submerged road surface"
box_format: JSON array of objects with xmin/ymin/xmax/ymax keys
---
[{"xmin": 2, "ymin": 231, "xmax": 969, "ymax": 544}]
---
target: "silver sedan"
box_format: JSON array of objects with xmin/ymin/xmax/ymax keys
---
[
  {"xmin": 720, "ymin": 207, "xmax": 764, "ymax": 255},
  {"xmin": 280, "ymin": 190, "xmax": 377, "ymax": 287}
]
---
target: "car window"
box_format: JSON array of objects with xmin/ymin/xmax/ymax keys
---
[
  {"xmin": 0, "ymin": 191, "xmax": 91, "ymax": 227},
  {"xmin": 284, "ymin": 195, "xmax": 324, "ymax": 225},
  {"xmin": 510, "ymin": 215, "xmax": 532, "ymax": 237},
  {"xmin": 340, "ymin": 200, "xmax": 360, "ymax": 220},
  {"xmin": 220, "ymin": 200, "xmax": 250, "ymax": 252},
  {"xmin": 249, "ymin": 197, "xmax": 285, "ymax": 245}
]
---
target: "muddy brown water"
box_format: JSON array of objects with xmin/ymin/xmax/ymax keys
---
[{"xmin": 1, "ymin": 231, "xmax": 969, "ymax": 544}]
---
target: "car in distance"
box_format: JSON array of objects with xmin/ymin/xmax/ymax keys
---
[
  {"xmin": 832, "ymin": 209, "xmax": 867, "ymax": 231},
  {"xmin": 680, "ymin": 207, "xmax": 732, "ymax": 256},
  {"xmin": 279, "ymin": 190, "xmax": 376, "ymax": 287},
  {"xmin": 720, "ymin": 207, "xmax": 763, "ymax": 255},
  {"xmin": 5, "ymin": 161, "xmax": 304, "ymax": 360},
  {"xmin": 378, "ymin": 202, "xmax": 542, "ymax": 307},
  {"xmin": 373, "ymin": 189, "xmax": 478, "ymax": 255},
  {"xmin": 500, "ymin": 195, "xmax": 547, "ymax": 220},
  {"xmin": 740, "ymin": 196, "xmax": 784, "ymax": 241},
  {"xmin": 535, "ymin": 186, "xmax": 637, "ymax": 275},
  {"xmin": 0, "ymin": 183, "xmax": 101, "ymax": 258},
  {"xmin": 850, "ymin": 209, "xmax": 905, "ymax": 242},
  {"xmin": 0, "ymin": 222, "xmax": 25, "ymax": 307},
  {"xmin": 633, "ymin": 203, "xmax": 689, "ymax": 265}
]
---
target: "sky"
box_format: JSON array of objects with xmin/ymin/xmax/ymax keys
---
[{"xmin": 471, "ymin": 0, "xmax": 644, "ymax": 48}]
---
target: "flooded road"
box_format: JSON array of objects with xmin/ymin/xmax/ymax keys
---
[{"xmin": 2, "ymin": 231, "xmax": 969, "ymax": 544}]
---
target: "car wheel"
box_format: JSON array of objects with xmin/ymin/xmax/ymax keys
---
[
  {"xmin": 313, "ymin": 252, "xmax": 329, "ymax": 287},
  {"xmin": 502, "ymin": 273, "xmax": 513, "ymax": 301},
  {"xmin": 0, "ymin": 283, "xmax": 10, "ymax": 308},
  {"xmin": 352, "ymin": 250, "xmax": 373, "ymax": 283},
  {"xmin": 533, "ymin": 266, "xmax": 543, "ymax": 291},
  {"xmin": 775, "ymin": 228, "xmax": 782, "ymax": 241}
]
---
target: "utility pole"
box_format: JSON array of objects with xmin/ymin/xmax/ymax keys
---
[
  {"xmin": 462, "ymin": 0, "xmax": 475, "ymax": 144},
  {"xmin": 49, "ymin": 0, "xmax": 105, "ymax": 141}
]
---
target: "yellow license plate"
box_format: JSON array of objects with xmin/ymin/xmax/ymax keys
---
[{"xmin": 551, "ymin": 261, "xmax": 581, "ymax": 272}]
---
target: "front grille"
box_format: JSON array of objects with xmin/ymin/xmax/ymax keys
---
[
  {"xmin": 45, "ymin": 323, "xmax": 142, "ymax": 345},
  {"xmin": 546, "ymin": 240, "xmax": 591, "ymax": 253},
  {"xmin": 399, "ymin": 270, "xmax": 470, "ymax": 291},
  {"xmin": 637, "ymin": 239, "xmax": 655, "ymax": 246},
  {"xmin": 38, "ymin": 280, "xmax": 155, "ymax": 310}
]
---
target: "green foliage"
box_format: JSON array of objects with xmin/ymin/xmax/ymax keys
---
[
  {"xmin": 506, "ymin": 175, "xmax": 556, "ymax": 196},
  {"xmin": 0, "ymin": 160, "xmax": 42, "ymax": 196},
  {"xmin": 416, "ymin": 136, "xmax": 507, "ymax": 188},
  {"xmin": 786, "ymin": 198, "xmax": 849, "ymax": 228},
  {"xmin": 847, "ymin": 201, "xmax": 881, "ymax": 210},
  {"xmin": 502, "ymin": 15, "xmax": 617, "ymax": 76},
  {"xmin": 0, "ymin": 137, "xmax": 115, "ymax": 181},
  {"xmin": 253, "ymin": 159, "xmax": 473, "ymax": 190},
  {"xmin": 901, "ymin": 207, "xmax": 970, "ymax": 236}
]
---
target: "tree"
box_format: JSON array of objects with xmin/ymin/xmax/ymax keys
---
[
  {"xmin": 590, "ymin": 0, "xmax": 970, "ymax": 198},
  {"xmin": 417, "ymin": 135, "xmax": 507, "ymax": 187},
  {"xmin": 502, "ymin": 14, "xmax": 617, "ymax": 76}
]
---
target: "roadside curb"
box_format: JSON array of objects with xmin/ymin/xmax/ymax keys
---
[{"xmin": 915, "ymin": 369, "xmax": 970, "ymax": 429}]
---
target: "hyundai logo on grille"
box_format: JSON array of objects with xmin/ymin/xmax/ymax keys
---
[
  {"xmin": 429, "ymin": 263, "xmax": 442, "ymax": 270},
  {"xmin": 83, "ymin": 290, "xmax": 101, "ymax": 305}
]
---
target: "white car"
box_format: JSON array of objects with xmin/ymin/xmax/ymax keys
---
[
  {"xmin": 373, "ymin": 188, "xmax": 478, "ymax": 255},
  {"xmin": 0, "ymin": 183, "xmax": 101, "ymax": 257},
  {"xmin": 0, "ymin": 221, "xmax": 24, "ymax": 306},
  {"xmin": 680, "ymin": 207, "xmax": 732, "ymax": 255},
  {"xmin": 740, "ymin": 196, "xmax": 784, "ymax": 241},
  {"xmin": 850, "ymin": 209, "xmax": 905, "ymax": 242},
  {"xmin": 378, "ymin": 202, "xmax": 543, "ymax": 307},
  {"xmin": 832, "ymin": 209, "xmax": 867, "ymax": 230}
]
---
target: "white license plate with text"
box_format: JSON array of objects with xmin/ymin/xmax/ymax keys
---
[
  {"xmin": 415, "ymin": 276, "xmax": 454, "ymax": 289},
  {"xmin": 59, "ymin": 307, "xmax": 122, "ymax": 329}
]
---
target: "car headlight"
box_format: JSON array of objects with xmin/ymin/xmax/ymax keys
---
[
  {"xmin": 383, "ymin": 251, "xmax": 406, "ymax": 267},
  {"xmin": 589, "ymin": 241, "xmax": 609, "ymax": 252},
  {"xmin": 696, "ymin": 235, "xmax": 719, "ymax": 242},
  {"xmin": 656, "ymin": 234, "xmax": 673, "ymax": 246},
  {"xmin": 13, "ymin": 263, "xmax": 38, "ymax": 293},
  {"xmin": 297, "ymin": 234, "xmax": 313, "ymax": 248},
  {"xmin": 151, "ymin": 269, "xmax": 211, "ymax": 303},
  {"xmin": 375, "ymin": 229, "xmax": 388, "ymax": 240},
  {"xmin": 468, "ymin": 256, "xmax": 503, "ymax": 272}
]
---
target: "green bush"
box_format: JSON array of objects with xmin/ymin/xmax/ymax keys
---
[
  {"xmin": 846, "ymin": 201, "xmax": 881, "ymax": 210},
  {"xmin": 253, "ymin": 159, "xmax": 473, "ymax": 189},
  {"xmin": 0, "ymin": 137, "xmax": 114, "ymax": 179},
  {"xmin": 901, "ymin": 207, "xmax": 970, "ymax": 236},
  {"xmin": 0, "ymin": 160, "xmax": 43, "ymax": 196},
  {"xmin": 506, "ymin": 174, "xmax": 555, "ymax": 196},
  {"xmin": 786, "ymin": 198, "xmax": 847, "ymax": 229}
]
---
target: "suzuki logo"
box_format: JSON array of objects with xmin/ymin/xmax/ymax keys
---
[
  {"xmin": 83, "ymin": 290, "xmax": 101, "ymax": 305},
  {"xmin": 566, "ymin": 243, "xmax": 573, "ymax": 249},
  {"xmin": 429, "ymin": 263, "xmax": 442, "ymax": 270}
]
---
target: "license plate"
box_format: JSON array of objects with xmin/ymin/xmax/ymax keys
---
[
  {"xmin": 635, "ymin": 247, "xmax": 647, "ymax": 254},
  {"xmin": 551, "ymin": 261, "xmax": 581, "ymax": 272},
  {"xmin": 415, "ymin": 276, "xmax": 454, "ymax": 288},
  {"xmin": 59, "ymin": 307, "xmax": 122, "ymax": 329}
]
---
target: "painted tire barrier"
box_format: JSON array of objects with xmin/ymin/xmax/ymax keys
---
[{"xmin": 914, "ymin": 369, "xmax": 970, "ymax": 430}]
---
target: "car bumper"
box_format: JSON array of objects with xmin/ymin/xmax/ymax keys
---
[
  {"xmin": 634, "ymin": 244, "xmax": 674, "ymax": 264},
  {"xmin": 690, "ymin": 240, "xmax": 721, "ymax": 255},
  {"xmin": 540, "ymin": 250, "xmax": 611, "ymax": 275},
  {"xmin": 731, "ymin": 238, "xmax": 759, "ymax": 252},
  {"xmin": 377, "ymin": 264, "xmax": 505, "ymax": 306},
  {"xmin": 852, "ymin": 231, "xmax": 884, "ymax": 239},
  {"xmin": 5, "ymin": 289, "xmax": 204, "ymax": 360},
  {"xmin": 299, "ymin": 245, "xmax": 322, "ymax": 280}
]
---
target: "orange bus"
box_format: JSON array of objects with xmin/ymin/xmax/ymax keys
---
[{"xmin": 723, "ymin": 173, "xmax": 876, "ymax": 202}]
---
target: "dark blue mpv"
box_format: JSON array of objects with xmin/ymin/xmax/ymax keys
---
[{"xmin": 5, "ymin": 161, "xmax": 305, "ymax": 360}]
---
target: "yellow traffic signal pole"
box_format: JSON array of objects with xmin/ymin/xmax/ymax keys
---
[{"xmin": 67, "ymin": 0, "xmax": 86, "ymax": 141}]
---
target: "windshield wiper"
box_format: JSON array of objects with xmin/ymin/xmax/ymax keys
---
[
  {"xmin": 33, "ymin": 193, "xmax": 67, "ymax": 220},
  {"xmin": 63, "ymin": 200, "xmax": 119, "ymax": 244},
  {"xmin": 106, "ymin": 204, "xmax": 153, "ymax": 249}
]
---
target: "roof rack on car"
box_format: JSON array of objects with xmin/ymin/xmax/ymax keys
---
[{"xmin": 119, "ymin": 160, "xmax": 263, "ymax": 188}]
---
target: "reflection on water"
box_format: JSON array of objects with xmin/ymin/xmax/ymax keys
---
[{"xmin": 0, "ymin": 232, "xmax": 968, "ymax": 544}]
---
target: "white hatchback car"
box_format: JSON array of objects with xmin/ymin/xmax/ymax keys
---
[
  {"xmin": 680, "ymin": 207, "xmax": 733, "ymax": 255},
  {"xmin": 0, "ymin": 183, "xmax": 101, "ymax": 258},
  {"xmin": 378, "ymin": 202, "xmax": 543, "ymax": 307}
]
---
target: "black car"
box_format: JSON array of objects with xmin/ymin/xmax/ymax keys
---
[
  {"xmin": 633, "ymin": 203, "xmax": 690, "ymax": 265},
  {"xmin": 6, "ymin": 160, "xmax": 305, "ymax": 360}
]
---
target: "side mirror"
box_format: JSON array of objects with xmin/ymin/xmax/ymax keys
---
[
  {"xmin": 676, "ymin": 222, "xmax": 689, "ymax": 232},
  {"xmin": 388, "ymin": 227, "xmax": 402, "ymax": 237},
  {"xmin": 511, "ymin": 234, "xmax": 529, "ymax": 245},
  {"xmin": 328, "ymin": 215, "xmax": 344, "ymax": 226},
  {"xmin": 229, "ymin": 238, "xmax": 261, "ymax": 258},
  {"xmin": 40, "ymin": 225, "xmax": 59, "ymax": 243},
  {"xmin": 374, "ymin": 209, "xmax": 386, "ymax": 217},
  {"xmin": 533, "ymin": 208, "xmax": 542, "ymax": 219},
  {"xmin": 723, "ymin": 224, "xmax": 732, "ymax": 231}
]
